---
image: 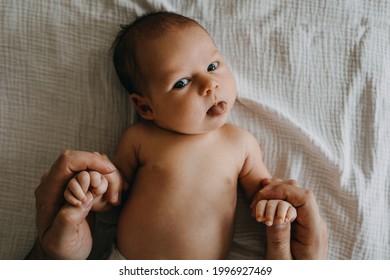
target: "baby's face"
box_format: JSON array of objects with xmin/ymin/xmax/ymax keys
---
[{"xmin": 135, "ymin": 25, "xmax": 236, "ymax": 134}]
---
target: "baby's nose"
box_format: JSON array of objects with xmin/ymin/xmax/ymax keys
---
[{"xmin": 201, "ymin": 77, "xmax": 219, "ymax": 96}]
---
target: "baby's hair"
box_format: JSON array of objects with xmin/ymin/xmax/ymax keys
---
[{"xmin": 112, "ymin": 11, "xmax": 201, "ymax": 95}]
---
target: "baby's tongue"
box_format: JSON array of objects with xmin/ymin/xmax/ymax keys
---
[{"xmin": 207, "ymin": 101, "xmax": 227, "ymax": 116}]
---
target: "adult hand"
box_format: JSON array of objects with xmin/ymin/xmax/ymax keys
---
[
  {"xmin": 32, "ymin": 150, "xmax": 122, "ymax": 259},
  {"xmin": 250, "ymin": 178, "xmax": 328, "ymax": 259}
]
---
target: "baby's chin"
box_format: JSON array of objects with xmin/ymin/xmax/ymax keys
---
[
  {"xmin": 187, "ymin": 119, "xmax": 231, "ymax": 135},
  {"xmin": 155, "ymin": 120, "xmax": 228, "ymax": 135},
  {"xmin": 151, "ymin": 106, "xmax": 231, "ymax": 135}
]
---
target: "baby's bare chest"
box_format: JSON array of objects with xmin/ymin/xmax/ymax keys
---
[
  {"xmin": 130, "ymin": 134, "xmax": 246, "ymax": 201},
  {"xmin": 142, "ymin": 137, "xmax": 242, "ymax": 183}
]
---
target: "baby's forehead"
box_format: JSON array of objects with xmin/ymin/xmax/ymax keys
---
[
  {"xmin": 134, "ymin": 25, "xmax": 218, "ymax": 86},
  {"xmin": 135, "ymin": 25, "xmax": 215, "ymax": 61},
  {"xmin": 138, "ymin": 24, "xmax": 207, "ymax": 43}
]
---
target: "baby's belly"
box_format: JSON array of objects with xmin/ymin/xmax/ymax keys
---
[{"xmin": 116, "ymin": 170, "xmax": 237, "ymax": 259}]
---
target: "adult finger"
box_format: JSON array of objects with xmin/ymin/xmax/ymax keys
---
[
  {"xmin": 265, "ymin": 222, "xmax": 292, "ymax": 260},
  {"xmin": 41, "ymin": 193, "xmax": 94, "ymax": 259},
  {"xmin": 56, "ymin": 192, "xmax": 93, "ymax": 228},
  {"xmin": 259, "ymin": 177, "xmax": 280, "ymax": 188},
  {"xmin": 250, "ymin": 178, "xmax": 284, "ymax": 209},
  {"xmin": 251, "ymin": 178, "xmax": 309, "ymax": 210},
  {"xmin": 260, "ymin": 184, "xmax": 321, "ymax": 221},
  {"xmin": 37, "ymin": 150, "xmax": 116, "ymax": 206},
  {"xmin": 41, "ymin": 171, "xmax": 49, "ymax": 182},
  {"xmin": 45, "ymin": 150, "xmax": 116, "ymax": 190}
]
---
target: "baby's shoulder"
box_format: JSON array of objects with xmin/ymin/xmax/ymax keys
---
[
  {"xmin": 220, "ymin": 124, "xmax": 262, "ymax": 154},
  {"xmin": 221, "ymin": 123, "xmax": 258, "ymax": 143},
  {"xmin": 121, "ymin": 121, "xmax": 155, "ymax": 138}
]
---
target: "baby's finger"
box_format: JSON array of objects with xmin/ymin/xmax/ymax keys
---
[
  {"xmin": 255, "ymin": 200, "xmax": 268, "ymax": 222},
  {"xmin": 64, "ymin": 188, "xmax": 82, "ymax": 207},
  {"xmin": 67, "ymin": 177, "xmax": 87, "ymax": 202},
  {"xmin": 274, "ymin": 201, "xmax": 290, "ymax": 225},
  {"xmin": 265, "ymin": 200, "xmax": 279, "ymax": 226},
  {"xmin": 91, "ymin": 174, "xmax": 108, "ymax": 197},
  {"xmin": 89, "ymin": 171, "xmax": 102, "ymax": 187},
  {"xmin": 286, "ymin": 206, "xmax": 297, "ymax": 223},
  {"xmin": 76, "ymin": 171, "xmax": 91, "ymax": 193}
]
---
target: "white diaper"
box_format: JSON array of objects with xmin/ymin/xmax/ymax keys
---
[{"xmin": 108, "ymin": 246, "xmax": 126, "ymax": 260}]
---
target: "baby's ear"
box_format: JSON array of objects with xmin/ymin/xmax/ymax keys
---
[{"xmin": 130, "ymin": 93, "xmax": 154, "ymax": 120}]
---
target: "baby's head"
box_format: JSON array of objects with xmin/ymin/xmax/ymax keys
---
[{"xmin": 112, "ymin": 12, "xmax": 236, "ymax": 134}]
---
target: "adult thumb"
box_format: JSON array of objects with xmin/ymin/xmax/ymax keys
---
[
  {"xmin": 265, "ymin": 223, "xmax": 293, "ymax": 259},
  {"xmin": 55, "ymin": 192, "xmax": 93, "ymax": 231}
]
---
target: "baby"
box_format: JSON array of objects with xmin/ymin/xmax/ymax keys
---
[{"xmin": 64, "ymin": 12, "xmax": 297, "ymax": 259}]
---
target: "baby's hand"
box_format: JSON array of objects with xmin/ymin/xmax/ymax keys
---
[
  {"xmin": 64, "ymin": 171, "xmax": 108, "ymax": 207},
  {"xmin": 253, "ymin": 199, "xmax": 297, "ymax": 226}
]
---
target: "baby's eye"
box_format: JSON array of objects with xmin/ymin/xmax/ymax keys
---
[
  {"xmin": 207, "ymin": 61, "xmax": 219, "ymax": 72},
  {"xmin": 173, "ymin": 78, "xmax": 190, "ymax": 89}
]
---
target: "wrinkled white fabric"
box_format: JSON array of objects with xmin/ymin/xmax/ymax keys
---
[{"xmin": 1, "ymin": 0, "xmax": 389, "ymax": 259}]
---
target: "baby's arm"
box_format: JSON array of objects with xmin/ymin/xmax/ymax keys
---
[
  {"xmin": 111, "ymin": 124, "xmax": 144, "ymax": 190},
  {"xmin": 64, "ymin": 170, "xmax": 111, "ymax": 212},
  {"xmin": 238, "ymin": 131, "xmax": 272, "ymax": 198},
  {"xmin": 238, "ymin": 131, "xmax": 297, "ymax": 259},
  {"xmin": 238, "ymin": 131, "xmax": 297, "ymax": 220}
]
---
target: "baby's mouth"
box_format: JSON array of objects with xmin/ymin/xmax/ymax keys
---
[{"xmin": 207, "ymin": 101, "xmax": 227, "ymax": 117}]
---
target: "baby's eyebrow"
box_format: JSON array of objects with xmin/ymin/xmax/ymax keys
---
[
  {"xmin": 159, "ymin": 48, "xmax": 221, "ymax": 82},
  {"xmin": 159, "ymin": 68, "xmax": 183, "ymax": 83}
]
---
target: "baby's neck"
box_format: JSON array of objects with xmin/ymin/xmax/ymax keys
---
[{"xmin": 145, "ymin": 119, "xmax": 225, "ymax": 136}]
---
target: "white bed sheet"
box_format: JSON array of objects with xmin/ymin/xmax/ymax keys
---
[{"xmin": 1, "ymin": 0, "xmax": 389, "ymax": 259}]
